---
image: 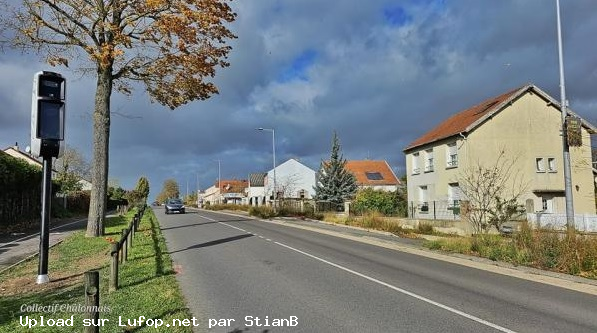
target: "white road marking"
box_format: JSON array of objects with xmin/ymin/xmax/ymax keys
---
[
  {"xmin": 274, "ymin": 241, "xmax": 518, "ymax": 333},
  {"xmin": 213, "ymin": 219, "xmax": 516, "ymax": 332},
  {"xmin": 0, "ymin": 218, "xmax": 87, "ymax": 248},
  {"xmin": 197, "ymin": 214, "xmax": 248, "ymax": 232}
]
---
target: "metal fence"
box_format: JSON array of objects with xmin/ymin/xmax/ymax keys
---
[
  {"xmin": 527, "ymin": 213, "xmax": 597, "ymax": 233},
  {"xmin": 408, "ymin": 200, "xmax": 461, "ymax": 220}
]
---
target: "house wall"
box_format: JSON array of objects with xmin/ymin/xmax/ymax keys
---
[
  {"xmin": 360, "ymin": 185, "xmax": 398, "ymax": 192},
  {"xmin": 267, "ymin": 159, "xmax": 316, "ymax": 199},
  {"xmin": 464, "ymin": 92, "xmax": 595, "ymax": 215},
  {"xmin": 203, "ymin": 185, "xmax": 221, "ymax": 205},
  {"xmin": 406, "ymin": 137, "xmax": 462, "ymax": 219}
]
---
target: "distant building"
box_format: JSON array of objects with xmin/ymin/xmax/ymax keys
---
[
  {"xmin": 344, "ymin": 160, "xmax": 400, "ymax": 192},
  {"xmin": 203, "ymin": 179, "xmax": 248, "ymax": 205}
]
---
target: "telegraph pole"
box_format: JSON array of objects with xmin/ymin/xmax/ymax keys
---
[{"xmin": 556, "ymin": 0, "xmax": 575, "ymax": 230}]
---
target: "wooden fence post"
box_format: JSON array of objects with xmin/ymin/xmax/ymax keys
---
[
  {"xmin": 110, "ymin": 243, "xmax": 119, "ymax": 292},
  {"xmin": 133, "ymin": 214, "xmax": 139, "ymax": 232},
  {"xmin": 128, "ymin": 222, "xmax": 134, "ymax": 247},
  {"xmin": 84, "ymin": 270, "xmax": 100, "ymax": 333},
  {"xmin": 122, "ymin": 229, "xmax": 128, "ymax": 262}
]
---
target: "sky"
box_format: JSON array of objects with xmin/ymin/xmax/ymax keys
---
[{"xmin": 1, "ymin": 0, "xmax": 596, "ymax": 200}]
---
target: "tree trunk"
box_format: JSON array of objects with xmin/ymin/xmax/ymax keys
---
[{"xmin": 86, "ymin": 67, "xmax": 112, "ymax": 237}]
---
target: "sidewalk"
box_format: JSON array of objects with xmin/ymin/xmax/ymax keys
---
[{"xmin": 0, "ymin": 216, "xmax": 88, "ymax": 272}]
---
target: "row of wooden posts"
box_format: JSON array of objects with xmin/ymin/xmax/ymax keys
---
[{"xmin": 83, "ymin": 207, "xmax": 145, "ymax": 333}]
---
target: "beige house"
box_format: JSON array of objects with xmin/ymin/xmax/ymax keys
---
[{"xmin": 403, "ymin": 84, "xmax": 596, "ymax": 223}]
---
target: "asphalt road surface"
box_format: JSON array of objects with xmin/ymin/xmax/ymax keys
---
[{"xmin": 156, "ymin": 208, "xmax": 597, "ymax": 333}]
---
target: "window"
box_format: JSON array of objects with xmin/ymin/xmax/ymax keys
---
[
  {"xmin": 536, "ymin": 158, "xmax": 545, "ymax": 172},
  {"xmin": 411, "ymin": 153, "xmax": 420, "ymax": 175},
  {"xmin": 418, "ymin": 185, "xmax": 429, "ymax": 213},
  {"xmin": 424, "ymin": 149, "xmax": 434, "ymax": 172},
  {"xmin": 365, "ymin": 172, "xmax": 384, "ymax": 180},
  {"xmin": 448, "ymin": 183, "xmax": 460, "ymax": 206},
  {"xmin": 541, "ymin": 196, "xmax": 554, "ymax": 213},
  {"xmin": 547, "ymin": 158, "xmax": 556, "ymax": 172},
  {"xmin": 446, "ymin": 143, "xmax": 458, "ymax": 168}
]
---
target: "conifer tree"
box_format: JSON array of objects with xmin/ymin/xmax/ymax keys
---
[{"xmin": 314, "ymin": 132, "xmax": 357, "ymax": 205}]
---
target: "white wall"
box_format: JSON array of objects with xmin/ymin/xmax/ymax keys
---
[{"xmin": 267, "ymin": 159, "xmax": 316, "ymax": 199}]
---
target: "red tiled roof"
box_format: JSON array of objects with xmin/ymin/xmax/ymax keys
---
[
  {"xmin": 404, "ymin": 85, "xmax": 529, "ymax": 152},
  {"xmin": 344, "ymin": 160, "xmax": 400, "ymax": 186},
  {"xmin": 216, "ymin": 179, "xmax": 248, "ymax": 193}
]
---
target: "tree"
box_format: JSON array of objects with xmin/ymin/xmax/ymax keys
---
[
  {"xmin": 314, "ymin": 132, "xmax": 357, "ymax": 205},
  {"xmin": 3, "ymin": 0, "xmax": 236, "ymax": 237},
  {"xmin": 55, "ymin": 147, "xmax": 91, "ymax": 181},
  {"xmin": 134, "ymin": 176, "xmax": 150, "ymax": 203},
  {"xmin": 54, "ymin": 147, "xmax": 90, "ymax": 207},
  {"xmin": 458, "ymin": 151, "xmax": 527, "ymax": 234},
  {"xmin": 126, "ymin": 176, "xmax": 150, "ymax": 208},
  {"xmin": 156, "ymin": 179, "xmax": 180, "ymax": 203}
]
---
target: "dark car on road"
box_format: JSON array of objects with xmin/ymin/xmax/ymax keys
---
[{"xmin": 165, "ymin": 198, "xmax": 185, "ymax": 214}]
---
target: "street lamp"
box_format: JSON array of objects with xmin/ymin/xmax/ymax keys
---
[
  {"xmin": 556, "ymin": 0, "xmax": 575, "ymax": 229},
  {"xmin": 256, "ymin": 128, "xmax": 276, "ymax": 211},
  {"xmin": 213, "ymin": 159, "xmax": 221, "ymax": 204}
]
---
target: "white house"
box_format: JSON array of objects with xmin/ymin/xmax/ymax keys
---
[{"xmin": 247, "ymin": 173, "xmax": 267, "ymax": 206}]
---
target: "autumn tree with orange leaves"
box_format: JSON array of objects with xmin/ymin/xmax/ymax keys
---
[{"xmin": 2, "ymin": 0, "xmax": 236, "ymax": 236}]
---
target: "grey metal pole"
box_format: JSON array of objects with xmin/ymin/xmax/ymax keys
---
[
  {"xmin": 556, "ymin": 0, "xmax": 575, "ymax": 230},
  {"xmin": 37, "ymin": 156, "xmax": 52, "ymax": 284},
  {"xmin": 272, "ymin": 129, "xmax": 277, "ymax": 213}
]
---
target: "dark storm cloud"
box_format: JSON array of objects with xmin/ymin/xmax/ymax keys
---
[{"xmin": 1, "ymin": 0, "xmax": 595, "ymax": 196}]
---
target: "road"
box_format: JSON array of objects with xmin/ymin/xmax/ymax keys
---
[{"xmin": 156, "ymin": 208, "xmax": 597, "ymax": 333}]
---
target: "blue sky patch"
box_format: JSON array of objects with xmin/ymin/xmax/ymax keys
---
[
  {"xmin": 383, "ymin": 5, "xmax": 412, "ymax": 27},
  {"xmin": 278, "ymin": 49, "xmax": 318, "ymax": 82}
]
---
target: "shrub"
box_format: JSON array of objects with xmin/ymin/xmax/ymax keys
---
[
  {"xmin": 248, "ymin": 206, "xmax": 276, "ymax": 219},
  {"xmin": 417, "ymin": 223, "xmax": 434, "ymax": 235},
  {"xmin": 352, "ymin": 188, "xmax": 403, "ymax": 216}
]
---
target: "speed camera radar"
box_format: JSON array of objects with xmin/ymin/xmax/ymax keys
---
[{"xmin": 30, "ymin": 71, "xmax": 66, "ymax": 158}]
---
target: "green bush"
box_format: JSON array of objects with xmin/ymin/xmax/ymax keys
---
[
  {"xmin": 0, "ymin": 152, "xmax": 43, "ymax": 231},
  {"xmin": 352, "ymin": 188, "xmax": 406, "ymax": 216}
]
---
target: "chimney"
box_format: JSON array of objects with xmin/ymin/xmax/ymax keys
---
[{"xmin": 13, "ymin": 142, "xmax": 19, "ymax": 151}]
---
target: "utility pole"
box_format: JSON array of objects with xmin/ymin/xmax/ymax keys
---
[
  {"xmin": 556, "ymin": 0, "xmax": 575, "ymax": 230},
  {"xmin": 256, "ymin": 128, "xmax": 277, "ymax": 212}
]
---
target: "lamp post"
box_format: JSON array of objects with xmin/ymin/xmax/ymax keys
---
[
  {"xmin": 556, "ymin": 0, "xmax": 575, "ymax": 230},
  {"xmin": 214, "ymin": 159, "xmax": 221, "ymax": 204},
  {"xmin": 257, "ymin": 128, "xmax": 277, "ymax": 211}
]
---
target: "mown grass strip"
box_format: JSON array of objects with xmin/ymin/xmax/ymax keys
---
[{"xmin": 0, "ymin": 208, "xmax": 194, "ymax": 332}]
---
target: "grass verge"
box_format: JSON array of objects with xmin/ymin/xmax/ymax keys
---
[
  {"xmin": 424, "ymin": 222, "xmax": 597, "ymax": 279},
  {"xmin": 322, "ymin": 212, "xmax": 418, "ymax": 238},
  {"xmin": 0, "ymin": 208, "xmax": 193, "ymax": 332}
]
